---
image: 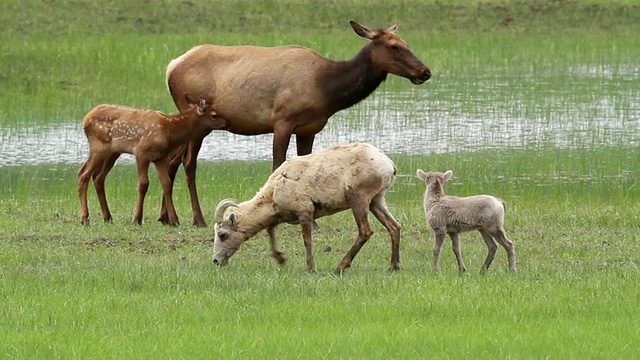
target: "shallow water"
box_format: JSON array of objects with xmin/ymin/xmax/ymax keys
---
[{"xmin": 1, "ymin": 64, "xmax": 638, "ymax": 167}]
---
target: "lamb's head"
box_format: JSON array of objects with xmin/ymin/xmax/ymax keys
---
[
  {"xmin": 212, "ymin": 199, "xmax": 246, "ymax": 266},
  {"xmin": 416, "ymin": 169, "xmax": 453, "ymax": 192}
]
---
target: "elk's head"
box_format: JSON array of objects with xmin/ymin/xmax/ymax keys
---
[
  {"xmin": 350, "ymin": 20, "xmax": 431, "ymax": 85},
  {"xmin": 212, "ymin": 199, "xmax": 245, "ymax": 266}
]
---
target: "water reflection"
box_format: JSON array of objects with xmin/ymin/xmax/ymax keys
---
[{"xmin": 1, "ymin": 64, "xmax": 638, "ymax": 167}]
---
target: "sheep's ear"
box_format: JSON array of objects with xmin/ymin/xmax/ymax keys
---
[
  {"xmin": 416, "ymin": 169, "xmax": 427, "ymax": 181},
  {"xmin": 443, "ymin": 170, "xmax": 453, "ymax": 181},
  {"xmin": 229, "ymin": 213, "xmax": 238, "ymax": 231}
]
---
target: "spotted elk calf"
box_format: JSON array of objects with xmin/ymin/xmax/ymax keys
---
[{"xmin": 78, "ymin": 94, "xmax": 223, "ymax": 226}]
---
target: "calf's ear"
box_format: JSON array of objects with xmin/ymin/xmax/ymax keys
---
[
  {"xmin": 443, "ymin": 170, "xmax": 453, "ymax": 181},
  {"xmin": 416, "ymin": 169, "xmax": 428, "ymax": 181}
]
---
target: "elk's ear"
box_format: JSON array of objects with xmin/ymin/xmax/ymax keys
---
[
  {"xmin": 349, "ymin": 20, "xmax": 376, "ymax": 40},
  {"xmin": 184, "ymin": 93, "xmax": 197, "ymax": 105},
  {"xmin": 416, "ymin": 169, "xmax": 427, "ymax": 181},
  {"xmin": 197, "ymin": 98, "xmax": 208, "ymax": 116},
  {"xmin": 387, "ymin": 24, "xmax": 398, "ymax": 33},
  {"xmin": 443, "ymin": 170, "xmax": 453, "ymax": 181},
  {"xmin": 229, "ymin": 213, "xmax": 238, "ymax": 231}
]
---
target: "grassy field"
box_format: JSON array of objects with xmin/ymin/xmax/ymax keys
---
[{"xmin": 2, "ymin": 0, "xmax": 640, "ymax": 358}]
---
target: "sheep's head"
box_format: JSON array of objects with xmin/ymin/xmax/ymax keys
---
[
  {"xmin": 416, "ymin": 169, "xmax": 453, "ymax": 190},
  {"xmin": 212, "ymin": 199, "xmax": 245, "ymax": 266}
]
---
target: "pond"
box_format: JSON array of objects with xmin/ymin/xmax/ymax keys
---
[{"xmin": 1, "ymin": 64, "xmax": 638, "ymax": 167}]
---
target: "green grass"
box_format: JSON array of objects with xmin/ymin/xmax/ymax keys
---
[
  {"xmin": 2, "ymin": 0, "xmax": 640, "ymax": 358},
  {"xmin": 1, "ymin": 152, "xmax": 640, "ymax": 358}
]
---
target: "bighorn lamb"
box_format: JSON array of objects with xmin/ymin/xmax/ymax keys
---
[
  {"xmin": 213, "ymin": 143, "xmax": 401, "ymax": 272},
  {"xmin": 78, "ymin": 94, "xmax": 223, "ymax": 226},
  {"xmin": 416, "ymin": 169, "xmax": 517, "ymax": 272},
  {"xmin": 161, "ymin": 20, "xmax": 431, "ymax": 227}
]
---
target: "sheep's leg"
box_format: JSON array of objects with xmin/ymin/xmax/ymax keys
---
[
  {"xmin": 91, "ymin": 152, "xmax": 119, "ymax": 223},
  {"xmin": 491, "ymin": 228, "xmax": 517, "ymax": 271},
  {"xmin": 158, "ymin": 147, "xmax": 184, "ymax": 225},
  {"xmin": 154, "ymin": 159, "xmax": 180, "ymax": 226},
  {"xmin": 299, "ymin": 214, "xmax": 315, "ymax": 271},
  {"xmin": 479, "ymin": 229, "xmax": 498, "ymax": 272},
  {"xmin": 133, "ymin": 159, "xmax": 151, "ymax": 225},
  {"xmin": 432, "ymin": 232, "xmax": 446, "ymax": 273},
  {"xmin": 449, "ymin": 232, "xmax": 467, "ymax": 272},
  {"xmin": 182, "ymin": 138, "xmax": 207, "ymax": 227},
  {"xmin": 369, "ymin": 198, "xmax": 401, "ymax": 271},
  {"xmin": 267, "ymin": 225, "xmax": 286, "ymax": 264},
  {"xmin": 337, "ymin": 204, "xmax": 373, "ymax": 272}
]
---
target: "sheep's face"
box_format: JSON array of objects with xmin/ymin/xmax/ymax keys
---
[
  {"xmin": 416, "ymin": 169, "xmax": 453, "ymax": 191},
  {"xmin": 213, "ymin": 211, "xmax": 245, "ymax": 266}
]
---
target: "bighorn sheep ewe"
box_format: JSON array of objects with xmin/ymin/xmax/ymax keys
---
[
  {"xmin": 78, "ymin": 94, "xmax": 223, "ymax": 226},
  {"xmin": 416, "ymin": 169, "xmax": 517, "ymax": 273},
  {"xmin": 213, "ymin": 143, "xmax": 401, "ymax": 272},
  {"xmin": 161, "ymin": 20, "xmax": 431, "ymax": 227}
]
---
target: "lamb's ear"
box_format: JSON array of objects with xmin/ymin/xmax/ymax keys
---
[
  {"xmin": 443, "ymin": 170, "xmax": 453, "ymax": 181},
  {"xmin": 229, "ymin": 213, "xmax": 238, "ymax": 231},
  {"xmin": 416, "ymin": 169, "xmax": 428, "ymax": 181}
]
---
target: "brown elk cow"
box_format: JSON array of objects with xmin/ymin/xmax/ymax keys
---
[{"xmin": 162, "ymin": 20, "xmax": 431, "ymax": 226}]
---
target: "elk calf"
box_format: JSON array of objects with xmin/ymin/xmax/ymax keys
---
[
  {"xmin": 416, "ymin": 169, "xmax": 517, "ymax": 273},
  {"xmin": 78, "ymin": 94, "xmax": 223, "ymax": 226}
]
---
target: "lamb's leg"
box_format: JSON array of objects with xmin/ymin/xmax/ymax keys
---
[
  {"xmin": 267, "ymin": 224, "xmax": 286, "ymax": 265},
  {"xmin": 133, "ymin": 159, "xmax": 151, "ymax": 225},
  {"xmin": 491, "ymin": 228, "xmax": 517, "ymax": 271},
  {"xmin": 154, "ymin": 159, "xmax": 180, "ymax": 226},
  {"xmin": 299, "ymin": 214, "xmax": 315, "ymax": 271},
  {"xmin": 432, "ymin": 232, "xmax": 446, "ymax": 273},
  {"xmin": 336, "ymin": 204, "xmax": 373, "ymax": 272},
  {"xmin": 449, "ymin": 232, "xmax": 467, "ymax": 272},
  {"xmin": 369, "ymin": 198, "xmax": 401, "ymax": 271},
  {"xmin": 479, "ymin": 229, "xmax": 498, "ymax": 272},
  {"xmin": 92, "ymin": 153, "xmax": 119, "ymax": 223}
]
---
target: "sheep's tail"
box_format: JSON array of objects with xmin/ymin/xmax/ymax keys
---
[{"xmin": 497, "ymin": 198, "xmax": 507, "ymax": 213}]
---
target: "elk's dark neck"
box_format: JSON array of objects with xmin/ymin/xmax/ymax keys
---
[{"xmin": 322, "ymin": 45, "xmax": 387, "ymax": 114}]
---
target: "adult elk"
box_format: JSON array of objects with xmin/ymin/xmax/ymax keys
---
[{"xmin": 163, "ymin": 20, "xmax": 431, "ymax": 226}]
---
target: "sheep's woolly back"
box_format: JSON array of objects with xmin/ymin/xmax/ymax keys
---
[
  {"xmin": 264, "ymin": 143, "xmax": 396, "ymax": 216},
  {"xmin": 426, "ymin": 195, "xmax": 505, "ymax": 234}
]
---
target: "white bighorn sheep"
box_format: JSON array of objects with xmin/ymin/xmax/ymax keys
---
[
  {"xmin": 213, "ymin": 143, "xmax": 402, "ymax": 272},
  {"xmin": 416, "ymin": 169, "xmax": 517, "ymax": 273},
  {"xmin": 78, "ymin": 94, "xmax": 224, "ymax": 226}
]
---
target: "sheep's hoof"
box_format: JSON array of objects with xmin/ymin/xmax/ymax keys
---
[{"xmin": 272, "ymin": 252, "xmax": 286, "ymax": 265}]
